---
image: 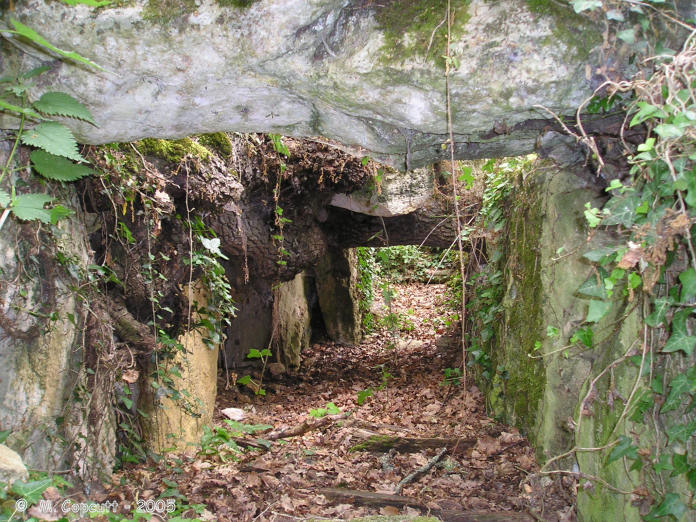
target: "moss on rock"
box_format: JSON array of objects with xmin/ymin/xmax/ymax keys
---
[
  {"xmin": 349, "ymin": 435, "xmax": 398, "ymax": 452},
  {"xmin": 374, "ymin": 0, "xmax": 470, "ymax": 65},
  {"xmin": 142, "ymin": 0, "xmax": 197, "ymax": 23},
  {"xmin": 135, "ymin": 137, "xmax": 211, "ymax": 163},
  {"xmin": 487, "ymin": 169, "xmax": 546, "ymax": 434},
  {"xmin": 525, "ymin": 0, "xmax": 601, "ymax": 61},
  {"xmin": 216, "ymin": 0, "xmax": 258, "ymax": 7},
  {"xmin": 197, "ymin": 132, "xmax": 233, "ymax": 158}
]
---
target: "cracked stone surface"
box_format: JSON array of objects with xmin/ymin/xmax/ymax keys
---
[{"xmin": 4, "ymin": 0, "xmax": 605, "ymax": 165}]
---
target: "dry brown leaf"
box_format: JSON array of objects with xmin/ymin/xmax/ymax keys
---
[
  {"xmin": 380, "ymin": 506, "xmax": 401, "ymax": 516},
  {"xmin": 475, "ymin": 435, "xmax": 501, "ymax": 455},
  {"xmin": 122, "ymin": 368, "xmax": 139, "ymax": 383},
  {"xmin": 617, "ymin": 245, "xmax": 643, "ymax": 269}
]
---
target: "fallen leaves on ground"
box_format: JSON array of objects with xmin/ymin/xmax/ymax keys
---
[{"xmin": 104, "ymin": 283, "xmax": 575, "ymax": 521}]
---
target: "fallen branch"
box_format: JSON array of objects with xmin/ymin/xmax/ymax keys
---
[
  {"xmin": 349, "ymin": 433, "xmax": 475, "ymax": 454},
  {"xmin": 318, "ymin": 488, "xmax": 533, "ymax": 521},
  {"xmin": 394, "ymin": 447, "xmax": 447, "ymax": 494},
  {"xmin": 264, "ymin": 412, "xmax": 351, "ymax": 441},
  {"xmin": 318, "ymin": 488, "xmax": 424, "ymax": 510}
]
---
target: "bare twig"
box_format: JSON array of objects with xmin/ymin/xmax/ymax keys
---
[
  {"xmin": 394, "ymin": 447, "xmax": 447, "ymax": 494},
  {"xmin": 265, "ymin": 411, "xmax": 351, "ymax": 441}
]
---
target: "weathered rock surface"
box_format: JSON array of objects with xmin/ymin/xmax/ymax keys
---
[
  {"xmin": 331, "ymin": 166, "xmax": 434, "ymax": 217},
  {"xmin": 485, "ymin": 162, "xmax": 693, "ymax": 520},
  {"xmin": 6, "ymin": 0, "xmax": 604, "ymax": 166},
  {"xmin": 315, "ymin": 248, "xmax": 362, "ymax": 344},
  {"xmin": 141, "ymin": 282, "xmax": 219, "ymax": 453},
  {"xmin": 0, "ymin": 444, "xmax": 28, "ymax": 485},
  {"xmin": 0, "ymin": 145, "xmax": 114, "ymax": 481},
  {"xmin": 273, "ymin": 272, "xmax": 312, "ymax": 369}
]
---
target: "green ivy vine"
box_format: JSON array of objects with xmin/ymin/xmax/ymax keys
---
[{"xmin": 540, "ymin": 1, "xmax": 696, "ymax": 518}]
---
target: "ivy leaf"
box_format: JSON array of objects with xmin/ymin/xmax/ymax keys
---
[
  {"xmin": 585, "ymin": 300, "xmax": 611, "ymax": 323},
  {"xmin": 571, "ymin": 326, "xmax": 594, "ymax": 348},
  {"xmin": 570, "ymin": 0, "xmax": 602, "ymax": 12},
  {"xmin": 200, "ymin": 236, "xmax": 228, "ymax": 259},
  {"xmin": 11, "ymin": 193, "xmax": 53, "ymax": 223},
  {"xmin": 32, "ymin": 92, "xmax": 96, "ymax": 125},
  {"xmin": 653, "ymin": 454, "xmax": 675, "ymax": 474},
  {"xmin": 672, "ymin": 453, "xmax": 689, "ymax": 476},
  {"xmin": 661, "ymin": 374, "xmax": 690, "ymax": 413},
  {"xmin": 629, "ymin": 389, "xmax": 653, "ymax": 422},
  {"xmin": 617, "ymin": 28, "xmax": 636, "ymax": 44},
  {"xmin": 31, "ymin": 150, "xmax": 94, "ymax": 181},
  {"xmin": 605, "ymin": 9, "xmax": 625, "ymax": 21},
  {"xmin": 686, "ymin": 168, "xmax": 696, "ymax": 208},
  {"xmin": 577, "ymin": 271, "xmax": 608, "ymax": 299},
  {"xmin": 602, "ymin": 194, "xmax": 640, "ymax": 227},
  {"xmin": 607, "ymin": 435, "xmax": 637, "ymax": 464},
  {"xmin": 662, "ymin": 332, "xmax": 696, "ymax": 355},
  {"xmin": 688, "ymin": 468, "xmax": 696, "ymax": 491},
  {"xmin": 665, "ymin": 419, "xmax": 696, "ymax": 444},
  {"xmin": 583, "ymin": 246, "xmax": 619, "ymax": 263},
  {"xmin": 0, "ymin": 189, "xmax": 9, "ymax": 208},
  {"xmin": 9, "ymin": 19, "xmax": 102, "ymax": 70},
  {"xmin": 647, "ymin": 493, "xmax": 687, "ymax": 520},
  {"xmin": 630, "ymin": 102, "xmax": 668, "ymax": 127},
  {"xmin": 679, "ymin": 268, "xmax": 696, "ymax": 302},
  {"xmin": 663, "ymin": 309, "xmax": 696, "ymax": 355},
  {"xmin": 21, "ymin": 122, "xmax": 85, "ymax": 162},
  {"xmin": 646, "ymin": 297, "xmax": 671, "ymax": 327},
  {"xmin": 653, "ymin": 123, "xmax": 684, "ymax": 139}
]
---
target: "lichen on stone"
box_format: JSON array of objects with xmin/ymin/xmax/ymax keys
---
[
  {"xmin": 524, "ymin": 0, "xmax": 601, "ymax": 61},
  {"xmin": 216, "ymin": 0, "xmax": 258, "ymax": 7},
  {"xmin": 374, "ymin": 0, "xmax": 471, "ymax": 65},
  {"xmin": 142, "ymin": 0, "xmax": 197, "ymax": 23}
]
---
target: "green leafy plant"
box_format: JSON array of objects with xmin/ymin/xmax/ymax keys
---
[
  {"xmin": 309, "ymin": 402, "xmax": 341, "ymax": 418},
  {"xmin": 237, "ymin": 348, "xmax": 272, "ymax": 396},
  {"xmin": 268, "ymin": 134, "xmax": 292, "ymax": 266},
  {"xmin": 199, "ymin": 420, "xmax": 271, "ymax": 461},
  {"xmin": 531, "ymin": 2, "xmax": 696, "ymax": 517},
  {"xmin": 441, "ymin": 367, "xmax": 463, "ymax": 387},
  {"xmin": 375, "ymin": 364, "xmax": 393, "ymax": 391},
  {"xmin": 0, "ymin": 20, "xmax": 101, "ymax": 230},
  {"xmin": 187, "ymin": 217, "xmax": 237, "ymax": 349},
  {"xmin": 356, "ymin": 388, "xmax": 373, "ymax": 406}
]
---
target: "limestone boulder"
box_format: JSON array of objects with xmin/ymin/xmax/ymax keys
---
[
  {"xmin": 315, "ymin": 248, "xmax": 362, "ymax": 345},
  {"xmin": 0, "ymin": 444, "xmax": 28, "ymax": 486},
  {"xmin": 140, "ymin": 282, "xmax": 219, "ymax": 453},
  {"xmin": 273, "ymin": 272, "xmax": 312, "ymax": 370},
  {"xmin": 0, "ymin": 143, "xmax": 114, "ymax": 480},
  {"xmin": 6, "ymin": 0, "xmax": 605, "ymax": 166},
  {"xmin": 331, "ymin": 166, "xmax": 434, "ymax": 217}
]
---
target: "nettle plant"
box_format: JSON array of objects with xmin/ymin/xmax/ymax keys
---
[{"xmin": 0, "ymin": 19, "xmax": 101, "ymax": 230}]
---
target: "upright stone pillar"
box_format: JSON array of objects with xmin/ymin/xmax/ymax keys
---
[{"xmin": 315, "ymin": 248, "xmax": 362, "ymax": 345}]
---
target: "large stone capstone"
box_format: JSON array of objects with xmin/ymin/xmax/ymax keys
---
[{"xmin": 5, "ymin": 0, "xmax": 604, "ymax": 167}]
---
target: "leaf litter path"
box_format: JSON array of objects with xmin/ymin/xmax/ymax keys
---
[{"xmin": 118, "ymin": 283, "xmax": 575, "ymax": 521}]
